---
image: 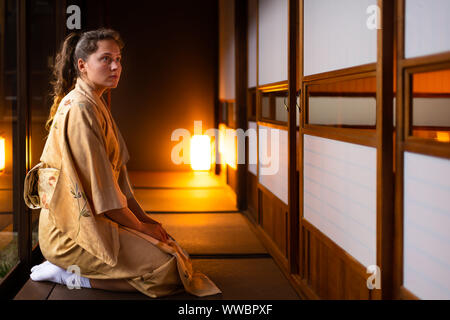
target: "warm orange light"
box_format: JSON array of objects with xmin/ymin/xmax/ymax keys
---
[
  {"xmin": 260, "ymin": 83, "xmax": 288, "ymax": 93},
  {"xmin": 225, "ymin": 129, "xmax": 237, "ymax": 170},
  {"xmin": 218, "ymin": 124, "xmax": 226, "ymax": 154},
  {"xmin": 190, "ymin": 135, "xmax": 211, "ymax": 171},
  {"xmin": 0, "ymin": 136, "xmax": 5, "ymax": 173},
  {"xmin": 436, "ymin": 132, "xmax": 450, "ymax": 143}
]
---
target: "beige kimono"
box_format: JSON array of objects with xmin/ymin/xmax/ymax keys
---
[{"xmin": 24, "ymin": 77, "xmax": 221, "ymax": 298}]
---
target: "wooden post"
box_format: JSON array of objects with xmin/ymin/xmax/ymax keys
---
[
  {"xmin": 376, "ymin": 0, "xmax": 395, "ymax": 300},
  {"xmin": 288, "ymin": 0, "xmax": 300, "ymax": 276},
  {"xmin": 235, "ymin": 0, "xmax": 248, "ymax": 211}
]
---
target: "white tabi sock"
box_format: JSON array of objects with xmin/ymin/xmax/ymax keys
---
[{"xmin": 30, "ymin": 260, "xmax": 91, "ymax": 288}]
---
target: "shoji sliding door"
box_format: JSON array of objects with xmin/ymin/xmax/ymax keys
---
[
  {"xmin": 255, "ymin": 0, "xmax": 291, "ymax": 269},
  {"xmin": 218, "ymin": 0, "xmax": 238, "ymax": 190},
  {"xmin": 395, "ymin": 0, "xmax": 450, "ymax": 300},
  {"xmin": 295, "ymin": 0, "xmax": 394, "ymax": 299},
  {"xmin": 246, "ymin": 0, "xmax": 258, "ymax": 222}
]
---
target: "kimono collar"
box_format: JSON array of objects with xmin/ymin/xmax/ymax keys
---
[
  {"xmin": 74, "ymin": 77, "xmax": 130, "ymax": 167},
  {"xmin": 75, "ymin": 77, "xmax": 107, "ymax": 110}
]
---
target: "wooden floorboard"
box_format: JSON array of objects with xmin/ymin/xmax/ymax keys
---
[{"xmin": 14, "ymin": 279, "xmax": 55, "ymax": 300}]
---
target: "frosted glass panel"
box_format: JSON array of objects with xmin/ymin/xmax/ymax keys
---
[
  {"xmin": 219, "ymin": 0, "xmax": 235, "ymax": 100},
  {"xmin": 304, "ymin": 0, "xmax": 377, "ymax": 76},
  {"xmin": 405, "ymin": 0, "xmax": 450, "ymax": 59},
  {"xmin": 309, "ymin": 97, "xmax": 376, "ymax": 126},
  {"xmin": 403, "ymin": 152, "xmax": 450, "ymax": 300},
  {"xmin": 258, "ymin": 125, "xmax": 288, "ymax": 204},
  {"xmin": 303, "ymin": 135, "xmax": 377, "ymax": 267},
  {"xmin": 258, "ymin": 0, "xmax": 288, "ymax": 85},
  {"xmin": 248, "ymin": 0, "xmax": 257, "ymax": 88},
  {"xmin": 248, "ymin": 121, "xmax": 257, "ymax": 175},
  {"xmin": 411, "ymin": 69, "xmax": 450, "ymax": 142},
  {"xmin": 307, "ymin": 76, "xmax": 377, "ymax": 127},
  {"xmin": 261, "ymin": 96, "xmax": 271, "ymax": 118},
  {"xmin": 413, "ymin": 98, "xmax": 450, "ymax": 127},
  {"xmin": 275, "ymin": 97, "xmax": 288, "ymax": 122}
]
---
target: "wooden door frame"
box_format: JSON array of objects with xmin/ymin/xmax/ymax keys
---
[
  {"xmin": 394, "ymin": 0, "xmax": 450, "ymax": 300},
  {"xmin": 293, "ymin": 0, "xmax": 395, "ymax": 300}
]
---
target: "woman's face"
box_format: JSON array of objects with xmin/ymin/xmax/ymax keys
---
[{"xmin": 78, "ymin": 39, "xmax": 122, "ymax": 94}]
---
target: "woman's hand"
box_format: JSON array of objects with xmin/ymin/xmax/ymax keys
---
[{"xmin": 138, "ymin": 222, "xmax": 170, "ymax": 243}]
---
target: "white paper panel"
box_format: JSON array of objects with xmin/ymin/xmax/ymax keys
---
[
  {"xmin": 258, "ymin": 0, "xmax": 288, "ymax": 85},
  {"xmin": 258, "ymin": 125, "xmax": 288, "ymax": 204},
  {"xmin": 248, "ymin": 121, "xmax": 257, "ymax": 176},
  {"xmin": 405, "ymin": 0, "xmax": 450, "ymax": 59},
  {"xmin": 304, "ymin": 0, "xmax": 377, "ymax": 76},
  {"xmin": 303, "ymin": 135, "xmax": 377, "ymax": 267},
  {"xmin": 248, "ymin": 0, "xmax": 257, "ymax": 88},
  {"xmin": 219, "ymin": 0, "xmax": 235, "ymax": 100},
  {"xmin": 413, "ymin": 98, "xmax": 450, "ymax": 127},
  {"xmin": 309, "ymin": 97, "xmax": 376, "ymax": 126},
  {"xmin": 404, "ymin": 152, "xmax": 450, "ymax": 300}
]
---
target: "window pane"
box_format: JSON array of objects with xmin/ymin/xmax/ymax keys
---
[
  {"xmin": 248, "ymin": 90, "xmax": 256, "ymax": 119},
  {"xmin": 227, "ymin": 102, "xmax": 236, "ymax": 128},
  {"xmin": 260, "ymin": 90, "xmax": 289, "ymax": 123},
  {"xmin": 220, "ymin": 102, "xmax": 228, "ymax": 124},
  {"xmin": 0, "ymin": 0, "xmax": 19, "ymax": 282},
  {"xmin": 411, "ymin": 69, "xmax": 450, "ymax": 142},
  {"xmin": 261, "ymin": 95, "xmax": 271, "ymax": 118},
  {"xmin": 275, "ymin": 96, "xmax": 288, "ymax": 122},
  {"xmin": 307, "ymin": 76, "xmax": 377, "ymax": 128}
]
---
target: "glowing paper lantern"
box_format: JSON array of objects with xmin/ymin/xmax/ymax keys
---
[{"xmin": 190, "ymin": 135, "xmax": 211, "ymax": 171}]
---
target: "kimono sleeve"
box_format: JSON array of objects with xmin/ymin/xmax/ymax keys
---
[
  {"xmin": 66, "ymin": 103, "xmax": 128, "ymax": 215},
  {"xmin": 118, "ymin": 164, "xmax": 134, "ymax": 200}
]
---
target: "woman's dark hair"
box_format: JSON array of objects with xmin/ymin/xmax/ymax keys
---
[{"xmin": 46, "ymin": 28, "xmax": 124, "ymax": 131}]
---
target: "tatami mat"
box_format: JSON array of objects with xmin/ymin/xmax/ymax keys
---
[
  {"xmin": 129, "ymin": 171, "xmax": 237, "ymax": 212},
  {"xmin": 150, "ymin": 213, "xmax": 267, "ymax": 255},
  {"xmin": 134, "ymin": 188, "xmax": 237, "ymax": 212},
  {"xmin": 187, "ymin": 258, "xmax": 300, "ymax": 300},
  {"xmin": 128, "ymin": 171, "xmax": 223, "ymax": 189}
]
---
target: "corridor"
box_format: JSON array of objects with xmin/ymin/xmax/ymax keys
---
[
  {"xmin": 14, "ymin": 172, "xmax": 300, "ymax": 300},
  {"xmin": 1, "ymin": 0, "xmax": 448, "ymax": 302}
]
